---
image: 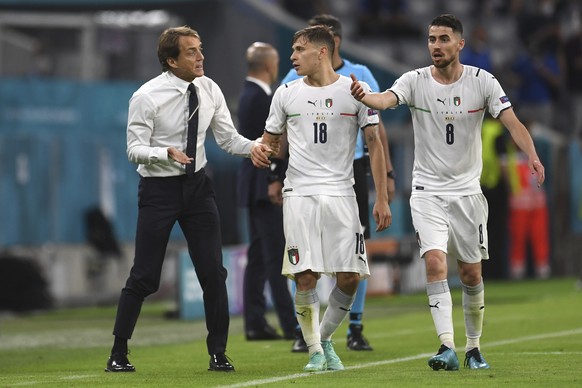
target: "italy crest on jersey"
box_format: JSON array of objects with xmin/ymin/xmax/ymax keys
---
[
  {"xmin": 288, "ymin": 247, "xmax": 299, "ymax": 265},
  {"xmin": 454, "ymin": 96, "xmax": 461, "ymax": 106},
  {"xmin": 325, "ymin": 98, "xmax": 333, "ymax": 108}
]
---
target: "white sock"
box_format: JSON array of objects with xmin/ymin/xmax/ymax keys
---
[
  {"xmin": 427, "ymin": 280, "xmax": 455, "ymax": 349},
  {"xmin": 295, "ymin": 289, "xmax": 322, "ymax": 355},
  {"xmin": 462, "ymin": 278, "xmax": 485, "ymax": 352},
  {"xmin": 320, "ymin": 286, "xmax": 356, "ymax": 341}
]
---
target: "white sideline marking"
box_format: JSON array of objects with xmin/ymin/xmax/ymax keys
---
[
  {"xmin": 3, "ymin": 328, "xmax": 580, "ymax": 387},
  {"xmin": 218, "ymin": 328, "xmax": 582, "ymax": 388}
]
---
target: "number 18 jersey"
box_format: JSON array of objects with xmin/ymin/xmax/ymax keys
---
[
  {"xmin": 389, "ymin": 65, "xmax": 512, "ymax": 196},
  {"xmin": 265, "ymin": 75, "xmax": 379, "ymax": 197}
]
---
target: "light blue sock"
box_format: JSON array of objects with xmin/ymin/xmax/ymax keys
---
[{"xmin": 348, "ymin": 279, "xmax": 367, "ymax": 335}]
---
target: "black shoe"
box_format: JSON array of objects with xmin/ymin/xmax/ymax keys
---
[
  {"xmin": 104, "ymin": 352, "xmax": 136, "ymax": 372},
  {"xmin": 347, "ymin": 323, "xmax": 373, "ymax": 351},
  {"xmin": 291, "ymin": 327, "xmax": 308, "ymax": 353},
  {"xmin": 246, "ymin": 324, "xmax": 283, "ymax": 340},
  {"xmin": 208, "ymin": 353, "xmax": 235, "ymax": 372}
]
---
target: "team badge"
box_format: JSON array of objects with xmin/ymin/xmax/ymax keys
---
[
  {"xmin": 325, "ymin": 98, "xmax": 333, "ymax": 108},
  {"xmin": 499, "ymin": 95, "xmax": 510, "ymax": 103},
  {"xmin": 288, "ymin": 247, "xmax": 300, "ymax": 265},
  {"xmin": 454, "ymin": 96, "xmax": 461, "ymax": 106}
]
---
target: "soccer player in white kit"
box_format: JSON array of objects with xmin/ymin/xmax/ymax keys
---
[
  {"xmin": 262, "ymin": 25, "xmax": 391, "ymax": 372},
  {"xmin": 351, "ymin": 14, "xmax": 545, "ymax": 370}
]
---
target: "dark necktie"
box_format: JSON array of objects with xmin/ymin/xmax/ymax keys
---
[{"xmin": 186, "ymin": 83, "xmax": 199, "ymax": 176}]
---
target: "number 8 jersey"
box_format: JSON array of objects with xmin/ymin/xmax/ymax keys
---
[
  {"xmin": 389, "ymin": 65, "xmax": 512, "ymax": 196},
  {"xmin": 265, "ymin": 75, "xmax": 379, "ymax": 197}
]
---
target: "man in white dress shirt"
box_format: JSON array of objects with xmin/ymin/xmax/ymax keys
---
[{"xmin": 105, "ymin": 25, "xmax": 272, "ymax": 374}]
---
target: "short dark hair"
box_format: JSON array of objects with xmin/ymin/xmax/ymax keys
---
[
  {"xmin": 157, "ymin": 26, "xmax": 200, "ymax": 72},
  {"xmin": 429, "ymin": 14, "xmax": 463, "ymax": 36},
  {"xmin": 308, "ymin": 14, "xmax": 342, "ymax": 37},
  {"xmin": 293, "ymin": 25, "xmax": 336, "ymax": 58}
]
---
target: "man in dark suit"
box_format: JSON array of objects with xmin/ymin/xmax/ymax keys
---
[{"xmin": 237, "ymin": 42, "xmax": 297, "ymax": 341}]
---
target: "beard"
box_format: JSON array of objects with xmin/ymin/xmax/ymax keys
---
[{"xmin": 432, "ymin": 55, "xmax": 454, "ymax": 68}]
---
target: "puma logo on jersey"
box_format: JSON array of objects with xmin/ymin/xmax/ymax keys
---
[
  {"xmin": 437, "ymin": 98, "xmax": 446, "ymax": 105},
  {"xmin": 358, "ymin": 256, "xmax": 366, "ymax": 263},
  {"xmin": 307, "ymin": 100, "xmax": 317, "ymax": 107}
]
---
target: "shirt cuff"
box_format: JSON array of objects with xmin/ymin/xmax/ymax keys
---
[{"xmin": 149, "ymin": 147, "xmax": 169, "ymax": 163}]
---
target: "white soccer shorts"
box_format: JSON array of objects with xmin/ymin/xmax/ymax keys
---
[
  {"xmin": 410, "ymin": 193, "xmax": 489, "ymax": 263},
  {"xmin": 281, "ymin": 195, "xmax": 370, "ymax": 279}
]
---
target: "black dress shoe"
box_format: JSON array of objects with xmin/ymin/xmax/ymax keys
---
[
  {"xmin": 208, "ymin": 353, "xmax": 235, "ymax": 372},
  {"xmin": 291, "ymin": 327, "xmax": 308, "ymax": 352},
  {"xmin": 291, "ymin": 336, "xmax": 308, "ymax": 352},
  {"xmin": 347, "ymin": 323, "xmax": 373, "ymax": 351},
  {"xmin": 245, "ymin": 324, "xmax": 283, "ymax": 340},
  {"xmin": 104, "ymin": 352, "xmax": 136, "ymax": 372}
]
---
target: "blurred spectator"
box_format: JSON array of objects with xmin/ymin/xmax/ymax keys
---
[
  {"xmin": 356, "ymin": 0, "xmax": 421, "ymax": 39},
  {"xmin": 510, "ymin": 31, "xmax": 564, "ymax": 129},
  {"xmin": 480, "ymin": 117, "xmax": 509, "ymax": 279},
  {"xmin": 502, "ymin": 124, "xmax": 551, "ymax": 279},
  {"xmin": 564, "ymin": 26, "xmax": 582, "ymax": 139},
  {"xmin": 461, "ymin": 24, "xmax": 494, "ymax": 73},
  {"xmin": 515, "ymin": 0, "xmax": 559, "ymax": 47}
]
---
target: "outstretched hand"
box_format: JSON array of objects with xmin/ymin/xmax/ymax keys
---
[
  {"xmin": 350, "ymin": 73, "xmax": 366, "ymax": 101},
  {"xmin": 167, "ymin": 147, "xmax": 192, "ymax": 165}
]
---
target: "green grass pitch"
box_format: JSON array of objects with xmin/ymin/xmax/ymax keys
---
[{"xmin": 1, "ymin": 278, "xmax": 581, "ymax": 387}]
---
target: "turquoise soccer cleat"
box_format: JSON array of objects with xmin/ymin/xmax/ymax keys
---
[
  {"xmin": 322, "ymin": 340, "xmax": 344, "ymax": 371},
  {"xmin": 464, "ymin": 348, "xmax": 490, "ymax": 369},
  {"xmin": 303, "ymin": 351, "xmax": 327, "ymax": 372},
  {"xmin": 428, "ymin": 344, "xmax": 460, "ymax": 371}
]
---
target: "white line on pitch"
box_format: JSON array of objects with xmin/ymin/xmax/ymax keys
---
[{"xmin": 217, "ymin": 327, "xmax": 582, "ymax": 388}]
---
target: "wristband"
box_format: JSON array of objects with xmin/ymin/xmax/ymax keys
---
[{"xmin": 267, "ymin": 158, "xmax": 287, "ymax": 183}]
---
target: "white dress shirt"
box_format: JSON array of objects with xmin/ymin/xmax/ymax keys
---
[{"xmin": 127, "ymin": 71, "xmax": 254, "ymax": 177}]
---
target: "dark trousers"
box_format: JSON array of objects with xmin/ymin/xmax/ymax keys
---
[
  {"xmin": 113, "ymin": 170, "xmax": 229, "ymax": 354},
  {"xmin": 243, "ymin": 200, "xmax": 296, "ymax": 336},
  {"xmin": 482, "ymin": 183, "xmax": 509, "ymax": 279},
  {"xmin": 353, "ymin": 158, "xmax": 370, "ymax": 238}
]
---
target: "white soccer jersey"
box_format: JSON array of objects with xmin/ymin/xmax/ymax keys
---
[
  {"xmin": 265, "ymin": 75, "xmax": 379, "ymax": 196},
  {"xmin": 389, "ymin": 65, "xmax": 512, "ymax": 195}
]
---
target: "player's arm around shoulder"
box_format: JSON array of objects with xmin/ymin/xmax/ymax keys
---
[{"xmin": 363, "ymin": 124, "xmax": 392, "ymax": 231}]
